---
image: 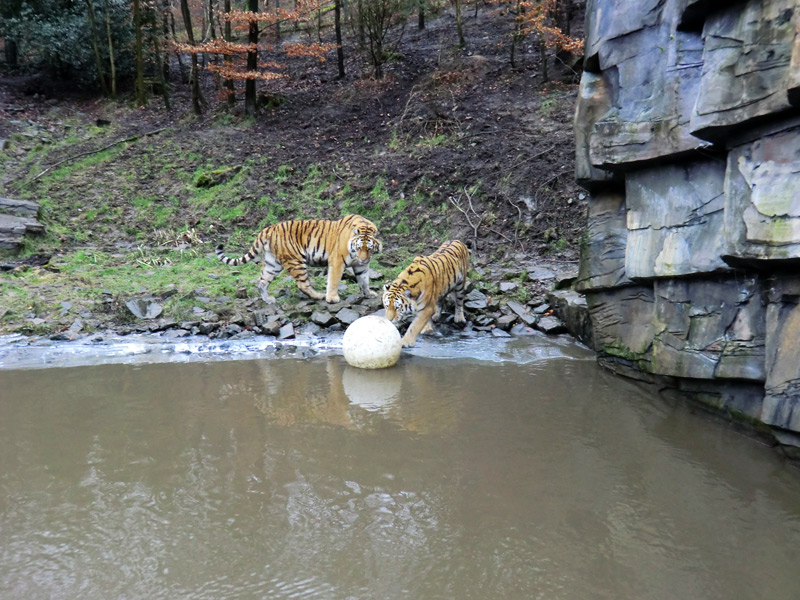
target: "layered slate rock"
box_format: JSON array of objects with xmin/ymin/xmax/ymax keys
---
[
  {"xmin": 651, "ymin": 277, "xmax": 766, "ymax": 381},
  {"xmin": 576, "ymin": 190, "xmax": 630, "ymax": 291},
  {"xmin": 574, "ymin": 0, "xmax": 800, "ymax": 449},
  {"xmin": 574, "ymin": 73, "xmax": 619, "ymax": 188},
  {"xmin": 0, "ymin": 198, "xmax": 44, "ymax": 250},
  {"xmin": 763, "ymin": 276, "xmax": 800, "ymax": 432},
  {"xmin": 586, "ymin": 285, "xmax": 655, "ymax": 365},
  {"xmin": 626, "ymin": 160, "xmax": 729, "ymax": 278},
  {"xmin": 723, "ymin": 119, "xmax": 800, "ymax": 263},
  {"xmin": 690, "ymin": 0, "xmax": 798, "ymax": 142},
  {"xmin": 584, "ymin": 0, "xmax": 710, "ymax": 170}
]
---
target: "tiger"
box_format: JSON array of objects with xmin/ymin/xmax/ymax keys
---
[
  {"xmin": 382, "ymin": 240, "xmax": 470, "ymax": 347},
  {"xmin": 216, "ymin": 215, "xmax": 382, "ymax": 304}
]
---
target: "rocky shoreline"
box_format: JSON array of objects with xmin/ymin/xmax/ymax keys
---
[{"xmin": 1, "ymin": 262, "xmax": 592, "ymax": 353}]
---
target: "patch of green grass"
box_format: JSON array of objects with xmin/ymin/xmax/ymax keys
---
[
  {"xmin": 417, "ymin": 133, "xmax": 447, "ymax": 148},
  {"xmin": 46, "ymin": 147, "xmax": 122, "ymax": 181},
  {"xmin": 209, "ymin": 202, "xmax": 247, "ymax": 223},
  {"xmin": 370, "ymin": 178, "xmax": 391, "ymax": 204},
  {"xmin": 273, "ymin": 164, "xmax": 294, "ymax": 184}
]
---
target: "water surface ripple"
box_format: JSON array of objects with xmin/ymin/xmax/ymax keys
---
[{"xmin": 1, "ymin": 336, "xmax": 799, "ymax": 599}]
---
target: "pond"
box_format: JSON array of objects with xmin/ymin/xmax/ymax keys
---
[{"xmin": 2, "ymin": 334, "xmax": 800, "ymax": 599}]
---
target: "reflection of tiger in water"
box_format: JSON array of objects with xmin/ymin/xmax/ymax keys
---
[
  {"xmin": 383, "ymin": 240, "xmax": 470, "ymax": 347},
  {"xmin": 216, "ymin": 215, "xmax": 382, "ymax": 303}
]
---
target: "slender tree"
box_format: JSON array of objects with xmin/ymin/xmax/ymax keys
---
[
  {"xmin": 453, "ymin": 0, "xmax": 464, "ymax": 47},
  {"xmin": 223, "ymin": 0, "xmax": 235, "ymax": 107},
  {"xmin": 493, "ymin": 0, "xmax": 583, "ymax": 75},
  {"xmin": 133, "ymin": 0, "xmax": 147, "ymax": 105},
  {"xmin": 179, "ymin": 0, "xmax": 205, "ymax": 114},
  {"xmin": 335, "ymin": 0, "xmax": 346, "ymax": 78},
  {"xmin": 103, "ymin": 0, "xmax": 118, "ymax": 97},
  {"xmin": 180, "ymin": 1, "xmax": 335, "ymax": 114},
  {"xmin": 84, "ymin": 0, "xmax": 109, "ymax": 96},
  {"xmin": 244, "ymin": 0, "xmax": 259, "ymax": 116},
  {"xmin": 358, "ymin": 0, "xmax": 412, "ymax": 79}
]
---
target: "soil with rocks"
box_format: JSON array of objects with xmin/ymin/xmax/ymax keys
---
[{"xmin": 0, "ymin": 8, "xmax": 587, "ymax": 348}]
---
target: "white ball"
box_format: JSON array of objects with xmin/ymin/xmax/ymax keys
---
[{"xmin": 342, "ymin": 315, "xmax": 402, "ymax": 369}]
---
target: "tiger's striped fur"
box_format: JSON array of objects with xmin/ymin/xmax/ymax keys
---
[
  {"xmin": 216, "ymin": 215, "xmax": 382, "ymax": 304},
  {"xmin": 382, "ymin": 240, "xmax": 469, "ymax": 347}
]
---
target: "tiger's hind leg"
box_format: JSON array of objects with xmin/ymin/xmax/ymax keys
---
[
  {"xmin": 257, "ymin": 257, "xmax": 283, "ymax": 303},
  {"xmin": 452, "ymin": 279, "xmax": 467, "ymax": 325},
  {"xmin": 285, "ymin": 259, "xmax": 325, "ymax": 301}
]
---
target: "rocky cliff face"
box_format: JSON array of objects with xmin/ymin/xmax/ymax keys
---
[{"xmin": 574, "ymin": 0, "xmax": 800, "ymax": 456}]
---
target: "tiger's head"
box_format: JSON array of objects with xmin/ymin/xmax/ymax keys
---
[
  {"xmin": 348, "ymin": 223, "xmax": 382, "ymax": 262},
  {"xmin": 383, "ymin": 283, "xmax": 416, "ymax": 324}
]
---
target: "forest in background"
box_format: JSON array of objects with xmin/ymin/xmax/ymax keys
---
[{"xmin": 0, "ymin": 0, "xmax": 587, "ymax": 337}]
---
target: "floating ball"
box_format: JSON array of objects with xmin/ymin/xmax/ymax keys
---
[{"xmin": 342, "ymin": 315, "xmax": 402, "ymax": 369}]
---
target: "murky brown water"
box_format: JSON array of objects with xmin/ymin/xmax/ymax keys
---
[{"xmin": 2, "ymin": 338, "xmax": 800, "ymax": 599}]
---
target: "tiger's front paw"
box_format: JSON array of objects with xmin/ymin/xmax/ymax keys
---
[
  {"xmin": 326, "ymin": 294, "xmax": 341, "ymax": 303},
  {"xmin": 401, "ymin": 335, "xmax": 416, "ymax": 348}
]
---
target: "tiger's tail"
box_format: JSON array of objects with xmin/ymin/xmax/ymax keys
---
[{"xmin": 216, "ymin": 235, "xmax": 266, "ymax": 266}]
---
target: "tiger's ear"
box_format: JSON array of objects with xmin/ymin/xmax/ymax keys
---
[
  {"xmin": 404, "ymin": 289, "xmax": 412, "ymax": 298},
  {"xmin": 383, "ymin": 284, "xmax": 389, "ymax": 292},
  {"xmin": 374, "ymin": 237, "xmax": 383, "ymax": 253}
]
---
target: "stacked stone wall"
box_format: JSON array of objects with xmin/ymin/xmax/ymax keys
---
[{"xmin": 574, "ymin": 0, "xmax": 800, "ymax": 453}]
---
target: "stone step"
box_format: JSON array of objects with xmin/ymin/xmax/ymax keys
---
[
  {"xmin": 0, "ymin": 199, "xmax": 44, "ymax": 251},
  {"xmin": 0, "ymin": 197, "xmax": 40, "ymax": 218}
]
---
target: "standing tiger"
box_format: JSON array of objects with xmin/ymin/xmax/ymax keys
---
[
  {"xmin": 216, "ymin": 215, "xmax": 382, "ymax": 304},
  {"xmin": 382, "ymin": 240, "xmax": 470, "ymax": 347}
]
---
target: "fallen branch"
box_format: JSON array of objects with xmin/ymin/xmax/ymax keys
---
[
  {"xmin": 449, "ymin": 186, "xmax": 484, "ymax": 250},
  {"xmin": 18, "ymin": 126, "xmax": 170, "ymax": 189}
]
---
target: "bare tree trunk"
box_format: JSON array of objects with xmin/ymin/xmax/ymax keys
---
[
  {"xmin": 244, "ymin": 0, "xmax": 259, "ymax": 117},
  {"xmin": 224, "ymin": 0, "xmax": 235, "ymax": 107},
  {"xmin": 133, "ymin": 0, "xmax": 147, "ymax": 105},
  {"xmin": 207, "ymin": 0, "xmax": 220, "ymax": 91},
  {"xmin": 180, "ymin": 0, "xmax": 205, "ymax": 114},
  {"xmin": 335, "ymin": 0, "xmax": 345, "ymax": 79},
  {"xmin": 170, "ymin": 9, "xmax": 188, "ymax": 83},
  {"xmin": 84, "ymin": 0, "xmax": 109, "ymax": 96},
  {"xmin": 509, "ymin": 0, "xmax": 524, "ymax": 69},
  {"xmin": 103, "ymin": 0, "xmax": 117, "ymax": 98},
  {"xmin": 556, "ymin": 0, "xmax": 572, "ymax": 35},
  {"xmin": 152, "ymin": 6, "xmax": 170, "ymax": 110},
  {"xmin": 4, "ymin": 40, "xmax": 17, "ymax": 67},
  {"xmin": 374, "ymin": 39, "xmax": 383, "ymax": 79},
  {"xmin": 454, "ymin": 0, "xmax": 465, "ymax": 48},
  {"xmin": 161, "ymin": 0, "xmax": 171, "ymax": 84},
  {"xmin": 418, "ymin": 0, "xmax": 425, "ymax": 30}
]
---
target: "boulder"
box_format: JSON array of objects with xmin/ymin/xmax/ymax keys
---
[
  {"xmin": 546, "ymin": 290, "xmax": 594, "ymax": 348},
  {"xmin": 125, "ymin": 299, "xmax": 163, "ymax": 320}
]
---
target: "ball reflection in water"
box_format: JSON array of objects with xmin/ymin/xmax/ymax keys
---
[
  {"xmin": 342, "ymin": 315, "xmax": 402, "ymax": 369},
  {"xmin": 342, "ymin": 366, "xmax": 402, "ymax": 412}
]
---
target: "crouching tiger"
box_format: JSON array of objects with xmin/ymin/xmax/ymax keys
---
[
  {"xmin": 382, "ymin": 240, "xmax": 470, "ymax": 347},
  {"xmin": 216, "ymin": 215, "xmax": 382, "ymax": 304}
]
